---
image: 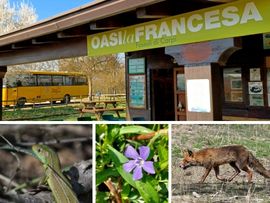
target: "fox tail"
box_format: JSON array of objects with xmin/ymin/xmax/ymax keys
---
[{"xmin": 248, "ymin": 152, "xmax": 270, "ymax": 179}]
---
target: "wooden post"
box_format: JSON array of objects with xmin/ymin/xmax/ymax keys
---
[{"xmin": 0, "ymin": 66, "xmax": 7, "ymax": 121}]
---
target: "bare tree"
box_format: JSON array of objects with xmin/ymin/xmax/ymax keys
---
[
  {"xmin": 0, "ymin": 0, "xmax": 37, "ymax": 35},
  {"xmin": 10, "ymin": 60, "xmax": 59, "ymax": 72},
  {"xmin": 0, "ymin": 0, "xmax": 59, "ymax": 73},
  {"xmin": 59, "ymin": 55, "xmax": 125, "ymax": 100}
]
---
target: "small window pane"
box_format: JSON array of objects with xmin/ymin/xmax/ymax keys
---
[
  {"xmin": 76, "ymin": 76, "xmax": 87, "ymax": 85},
  {"xmin": 21, "ymin": 74, "xmax": 36, "ymax": 86},
  {"xmin": 223, "ymin": 68, "xmax": 243, "ymax": 102},
  {"xmin": 177, "ymin": 74, "xmax": 185, "ymax": 91},
  {"xmin": 64, "ymin": 76, "xmax": 75, "ymax": 85},
  {"xmin": 38, "ymin": 75, "xmax": 51, "ymax": 86},
  {"xmin": 52, "ymin": 76, "xmax": 63, "ymax": 86}
]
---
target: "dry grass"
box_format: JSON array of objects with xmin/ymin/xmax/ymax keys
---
[{"xmin": 171, "ymin": 124, "xmax": 270, "ymax": 203}]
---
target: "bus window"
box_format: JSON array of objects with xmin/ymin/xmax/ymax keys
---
[
  {"xmin": 38, "ymin": 75, "xmax": 52, "ymax": 86},
  {"xmin": 21, "ymin": 74, "xmax": 36, "ymax": 86},
  {"xmin": 52, "ymin": 75, "xmax": 63, "ymax": 86},
  {"xmin": 76, "ymin": 76, "xmax": 87, "ymax": 85},
  {"xmin": 64, "ymin": 76, "xmax": 75, "ymax": 85}
]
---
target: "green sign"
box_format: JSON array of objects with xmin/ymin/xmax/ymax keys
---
[
  {"xmin": 87, "ymin": 0, "xmax": 270, "ymax": 56},
  {"xmin": 128, "ymin": 58, "xmax": 145, "ymax": 74},
  {"xmin": 129, "ymin": 75, "xmax": 146, "ymax": 108}
]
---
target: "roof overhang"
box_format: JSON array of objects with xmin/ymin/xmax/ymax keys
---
[{"xmin": 0, "ymin": 0, "xmax": 229, "ymax": 66}]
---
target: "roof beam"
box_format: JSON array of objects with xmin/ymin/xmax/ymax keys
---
[
  {"xmin": 57, "ymin": 31, "xmax": 86, "ymax": 39},
  {"xmin": 136, "ymin": 7, "xmax": 170, "ymax": 19},
  {"xmin": 206, "ymin": 0, "xmax": 235, "ymax": 2},
  {"xmin": 0, "ymin": 38, "xmax": 87, "ymax": 66},
  {"xmin": 89, "ymin": 18, "xmax": 123, "ymax": 30},
  {"xmin": 32, "ymin": 38, "xmax": 59, "ymax": 45}
]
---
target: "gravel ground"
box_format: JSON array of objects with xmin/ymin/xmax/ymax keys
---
[{"xmin": 171, "ymin": 124, "xmax": 270, "ymax": 203}]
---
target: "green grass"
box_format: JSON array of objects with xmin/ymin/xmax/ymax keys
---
[
  {"xmin": 3, "ymin": 105, "xmax": 126, "ymax": 121},
  {"xmin": 172, "ymin": 124, "xmax": 270, "ymax": 159}
]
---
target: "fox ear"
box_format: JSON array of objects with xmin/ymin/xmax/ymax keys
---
[
  {"xmin": 182, "ymin": 149, "xmax": 193, "ymax": 157},
  {"xmin": 187, "ymin": 149, "xmax": 193, "ymax": 157}
]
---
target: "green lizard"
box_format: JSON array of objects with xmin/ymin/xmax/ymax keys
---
[{"xmin": 32, "ymin": 144, "xmax": 79, "ymax": 203}]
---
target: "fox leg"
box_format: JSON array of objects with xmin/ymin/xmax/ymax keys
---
[
  {"xmin": 213, "ymin": 166, "xmax": 227, "ymax": 181},
  {"xmin": 241, "ymin": 166, "xmax": 253, "ymax": 183},
  {"xmin": 227, "ymin": 162, "xmax": 241, "ymax": 182},
  {"xmin": 199, "ymin": 167, "xmax": 212, "ymax": 183}
]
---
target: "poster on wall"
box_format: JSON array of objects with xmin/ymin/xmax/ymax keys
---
[
  {"xmin": 250, "ymin": 68, "xmax": 261, "ymax": 81},
  {"xmin": 250, "ymin": 95, "xmax": 264, "ymax": 106},
  {"xmin": 129, "ymin": 75, "xmax": 146, "ymax": 108},
  {"xmin": 128, "ymin": 58, "xmax": 145, "ymax": 74},
  {"xmin": 186, "ymin": 79, "xmax": 211, "ymax": 113},
  {"xmin": 263, "ymin": 33, "xmax": 270, "ymax": 50},
  {"xmin": 248, "ymin": 82, "xmax": 263, "ymax": 94}
]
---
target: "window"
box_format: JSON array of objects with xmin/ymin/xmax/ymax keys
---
[
  {"xmin": 52, "ymin": 75, "xmax": 63, "ymax": 86},
  {"xmin": 64, "ymin": 76, "xmax": 76, "ymax": 85},
  {"xmin": 223, "ymin": 68, "xmax": 243, "ymax": 102},
  {"xmin": 76, "ymin": 76, "xmax": 87, "ymax": 85},
  {"xmin": 38, "ymin": 75, "xmax": 52, "ymax": 86},
  {"xmin": 21, "ymin": 74, "xmax": 36, "ymax": 86},
  {"xmin": 176, "ymin": 73, "xmax": 185, "ymax": 91}
]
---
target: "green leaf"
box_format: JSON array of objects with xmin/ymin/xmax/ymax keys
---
[
  {"xmin": 157, "ymin": 144, "xmax": 168, "ymax": 163},
  {"xmin": 120, "ymin": 126, "xmax": 154, "ymax": 135},
  {"xmin": 96, "ymin": 124, "xmax": 107, "ymax": 137},
  {"xmin": 121, "ymin": 182, "xmax": 131, "ymax": 199},
  {"xmin": 148, "ymin": 129, "xmax": 168, "ymax": 147},
  {"xmin": 96, "ymin": 168, "xmax": 119, "ymax": 186},
  {"xmin": 159, "ymin": 160, "xmax": 168, "ymax": 171},
  {"xmin": 96, "ymin": 191, "xmax": 108, "ymax": 202},
  {"xmin": 107, "ymin": 145, "xmax": 160, "ymax": 203},
  {"xmin": 136, "ymin": 179, "xmax": 160, "ymax": 203}
]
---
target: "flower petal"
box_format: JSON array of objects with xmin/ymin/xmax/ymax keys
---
[
  {"xmin": 142, "ymin": 161, "xmax": 155, "ymax": 174},
  {"xmin": 124, "ymin": 145, "xmax": 139, "ymax": 159},
  {"xmin": 139, "ymin": 146, "xmax": 150, "ymax": 160},
  {"xmin": 123, "ymin": 160, "xmax": 136, "ymax": 173},
  {"xmin": 133, "ymin": 166, "xmax": 143, "ymax": 180}
]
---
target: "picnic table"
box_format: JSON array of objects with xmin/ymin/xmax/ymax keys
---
[{"xmin": 79, "ymin": 100, "xmax": 125, "ymax": 120}]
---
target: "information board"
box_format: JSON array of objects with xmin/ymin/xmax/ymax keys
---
[
  {"xmin": 129, "ymin": 75, "xmax": 146, "ymax": 108},
  {"xmin": 128, "ymin": 58, "xmax": 145, "ymax": 74}
]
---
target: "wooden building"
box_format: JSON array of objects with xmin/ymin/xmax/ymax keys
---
[{"xmin": 0, "ymin": 0, "xmax": 269, "ymax": 121}]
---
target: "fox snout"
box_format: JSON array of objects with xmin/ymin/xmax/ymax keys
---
[{"xmin": 179, "ymin": 162, "xmax": 190, "ymax": 170}]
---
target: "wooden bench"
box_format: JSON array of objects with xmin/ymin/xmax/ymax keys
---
[{"xmin": 80, "ymin": 107, "xmax": 125, "ymax": 120}]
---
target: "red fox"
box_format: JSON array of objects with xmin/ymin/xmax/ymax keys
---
[{"xmin": 180, "ymin": 145, "xmax": 270, "ymax": 183}]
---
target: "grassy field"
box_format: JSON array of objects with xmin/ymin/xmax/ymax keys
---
[
  {"xmin": 171, "ymin": 124, "xmax": 270, "ymax": 203},
  {"xmin": 3, "ymin": 105, "xmax": 126, "ymax": 121}
]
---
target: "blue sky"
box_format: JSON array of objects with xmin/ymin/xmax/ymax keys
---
[{"xmin": 10, "ymin": 0, "xmax": 94, "ymax": 20}]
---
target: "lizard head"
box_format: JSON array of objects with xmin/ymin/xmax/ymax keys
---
[{"xmin": 32, "ymin": 144, "xmax": 56, "ymax": 164}]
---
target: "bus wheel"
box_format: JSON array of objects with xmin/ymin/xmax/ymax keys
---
[
  {"xmin": 17, "ymin": 98, "xmax": 26, "ymax": 107},
  {"xmin": 62, "ymin": 95, "xmax": 70, "ymax": 104}
]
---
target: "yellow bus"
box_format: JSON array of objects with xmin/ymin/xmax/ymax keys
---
[{"xmin": 2, "ymin": 71, "xmax": 88, "ymax": 107}]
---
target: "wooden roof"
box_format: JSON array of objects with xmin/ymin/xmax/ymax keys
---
[{"xmin": 0, "ymin": 0, "xmax": 229, "ymax": 66}]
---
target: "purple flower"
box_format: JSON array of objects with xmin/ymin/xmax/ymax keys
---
[{"xmin": 123, "ymin": 145, "xmax": 155, "ymax": 180}]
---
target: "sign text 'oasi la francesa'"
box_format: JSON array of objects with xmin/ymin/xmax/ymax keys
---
[{"xmin": 87, "ymin": 0, "xmax": 270, "ymax": 56}]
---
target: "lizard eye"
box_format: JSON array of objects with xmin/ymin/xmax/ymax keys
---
[{"xmin": 37, "ymin": 148, "xmax": 41, "ymax": 152}]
